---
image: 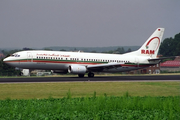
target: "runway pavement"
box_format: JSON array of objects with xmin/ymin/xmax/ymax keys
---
[{"xmin": 0, "ymin": 75, "xmax": 179, "ymax": 83}]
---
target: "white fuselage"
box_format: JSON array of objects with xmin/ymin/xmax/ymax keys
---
[{"xmin": 4, "ymin": 50, "xmax": 155, "ymax": 72}]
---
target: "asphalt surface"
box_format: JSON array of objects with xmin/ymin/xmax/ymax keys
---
[{"xmin": 0, "ymin": 75, "xmax": 179, "ymax": 83}]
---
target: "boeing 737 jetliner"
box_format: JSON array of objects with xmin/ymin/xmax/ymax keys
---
[{"xmin": 3, "ymin": 28, "xmax": 164, "ymax": 77}]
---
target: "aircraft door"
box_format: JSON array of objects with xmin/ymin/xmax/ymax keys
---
[
  {"xmin": 76, "ymin": 52, "xmax": 80, "ymax": 63},
  {"xmin": 27, "ymin": 52, "xmax": 33, "ymax": 62}
]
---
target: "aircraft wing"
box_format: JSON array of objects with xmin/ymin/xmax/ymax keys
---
[{"xmin": 87, "ymin": 63, "xmax": 122, "ymax": 72}]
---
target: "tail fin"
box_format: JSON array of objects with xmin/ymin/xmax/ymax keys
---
[{"xmin": 125, "ymin": 28, "xmax": 165, "ymax": 58}]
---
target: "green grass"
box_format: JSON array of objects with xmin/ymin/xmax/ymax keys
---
[
  {"xmin": 0, "ymin": 95, "xmax": 179, "ymax": 119},
  {"xmin": 0, "ymin": 81, "xmax": 179, "ymax": 100}
]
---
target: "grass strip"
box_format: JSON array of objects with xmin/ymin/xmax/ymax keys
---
[{"xmin": 0, "ymin": 81, "xmax": 179, "ymax": 100}]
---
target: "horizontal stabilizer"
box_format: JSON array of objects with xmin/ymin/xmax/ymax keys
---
[{"xmin": 148, "ymin": 56, "xmax": 175, "ymax": 62}]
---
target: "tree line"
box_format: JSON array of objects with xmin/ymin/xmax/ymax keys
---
[{"xmin": 159, "ymin": 33, "xmax": 180, "ymax": 56}]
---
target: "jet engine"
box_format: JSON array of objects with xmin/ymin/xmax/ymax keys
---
[{"xmin": 68, "ymin": 65, "xmax": 87, "ymax": 74}]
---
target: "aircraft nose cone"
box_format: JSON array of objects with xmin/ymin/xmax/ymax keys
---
[
  {"xmin": 3, "ymin": 57, "xmax": 10, "ymax": 63},
  {"xmin": 3, "ymin": 57, "xmax": 16, "ymax": 67},
  {"xmin": 3, "ymin": 58, "xmax": 7, "ymax": 62}
]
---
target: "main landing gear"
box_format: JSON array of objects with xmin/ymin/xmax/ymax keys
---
[
  {"xmin": 78, "ymin": 74, "xmax": 85, "ymax": 78},
  {"xmin": 88, "ymin": 72, "xmax": 94, "ymax": 78},
  {"xmin": 78, "ymin": 72, "xmax": 94, "ymax": 78}
]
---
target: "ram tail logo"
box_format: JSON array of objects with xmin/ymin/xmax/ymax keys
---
[
  {"xmin": 141, "ymin": 49, "xmax": 155, "ymax": 54},
  {"xmin": 141, "ymin": 37, "xmax": 160, "ymax": 54}
]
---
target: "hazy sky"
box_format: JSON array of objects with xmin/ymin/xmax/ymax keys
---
[{"xmin": 0, "ymin": 0, "xmax": 180, "ymax": 49}]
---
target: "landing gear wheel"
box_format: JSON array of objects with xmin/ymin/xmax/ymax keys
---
[
  {"xmin": 88, "ymin": 72, "xmax": 94, "ymax": 78},
  {"xmin": 78, "ymin": 74, "xmax": 84, "ymax": 78},
  {"xmin": 20, "ymin": 72, "xmax": 23, "ymax": 76}
]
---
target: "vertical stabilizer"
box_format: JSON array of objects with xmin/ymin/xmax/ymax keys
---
[{"xmin": 125, "ymin": 28, "xmax": 165, "ymax": 58}]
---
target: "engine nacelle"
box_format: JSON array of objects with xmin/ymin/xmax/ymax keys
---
[{"xmin": 68, "ymin": 65, "xmax": 87, "ymax": 74}]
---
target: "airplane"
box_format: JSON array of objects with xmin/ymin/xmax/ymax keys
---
[{"xmin": 3, "ymin": 28, "xmax": 165, "ymax": 77}]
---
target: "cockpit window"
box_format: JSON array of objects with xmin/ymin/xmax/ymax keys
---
[{"xmin": 11, "ymin": 54, "xmax": 20, "ymax": 57}]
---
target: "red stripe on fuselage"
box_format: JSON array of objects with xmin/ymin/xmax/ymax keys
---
[
  {"xmin": 5, "ymin": 59, "xmax": 102, "ymax": 65},
  {"xmin": 5, "ymin": 60, "xmax": 152, "ymax": 67}
]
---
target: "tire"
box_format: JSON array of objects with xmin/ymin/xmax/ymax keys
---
[{"xmin": 88, "ymin": 72, "xmax": 94, "ymax": 78}]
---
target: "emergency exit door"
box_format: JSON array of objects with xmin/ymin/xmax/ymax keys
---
[{"xmin": 27, "ymin": 52, "xmax": 33, "ymax": 62}]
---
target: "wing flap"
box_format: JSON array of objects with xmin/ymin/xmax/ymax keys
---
[{"xmin": 87, "ymin": 63, "xmax": 122, "ymax": 72}]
